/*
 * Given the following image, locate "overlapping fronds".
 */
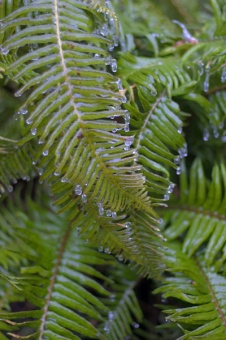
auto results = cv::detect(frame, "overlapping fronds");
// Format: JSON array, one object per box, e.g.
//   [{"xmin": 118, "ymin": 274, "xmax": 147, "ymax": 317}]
[
  {"xmin": 102, "ymin": 265, "xmax": 143, "ymax": 339},
  {"xmin": 155, "ymin": 243, "xmax": 226, "ymax": 339},
  {"xmin": 0, "ymin": 192, "xmax": 143, "ymax": 339},
  {"xmin": 0, "ymin": 138, "xmax": 37, "ymax": 194},
  {"xmin": 0, "ymin": 0, "xmax": 151, "ymax": 213},
  {"xmin": 162, "ymin": 159, "xmax": 226, "ymax": 268},
  {"xmin": 117, "ymin": 54, "xmax": 191, "ymax": 202},
  {"xmin": 0, "ymin": 0, "xmax": 165, "ymax": 273}
]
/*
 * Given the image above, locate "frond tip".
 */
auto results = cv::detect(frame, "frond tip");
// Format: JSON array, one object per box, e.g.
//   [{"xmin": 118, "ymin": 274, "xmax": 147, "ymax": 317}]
[{"xmin": 155, "ymin": 244, "xmax": 226, "ymax": 340}]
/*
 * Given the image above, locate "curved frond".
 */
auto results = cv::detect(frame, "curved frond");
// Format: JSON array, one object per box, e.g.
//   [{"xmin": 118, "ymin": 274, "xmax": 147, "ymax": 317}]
[
  {"xmin": 102, "ymin": 265, "xmax": 143, "ymax": 339},
  {"xmin": 0, "ymin": 139, "xmax": 37, "ymax": 193},
  {"xmin": 117, "ymin": 53, "xmax": 191, "ymax": 203},
  {"xmin": 162, "ymin": 159, "xmax": 226, "ymax": 268},
  {"xmin": 0, "ymin": 0, "xmax": 152, "ymax": 214},
  {"xmin": 155, "ymin": 243, "xmax": 226, "ymax": 339}
]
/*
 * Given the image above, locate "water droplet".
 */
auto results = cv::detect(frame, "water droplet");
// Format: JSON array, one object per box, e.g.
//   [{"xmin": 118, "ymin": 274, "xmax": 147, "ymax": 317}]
[
  {"xmin": 104, "ymin": 322, "xmax": 110, "ymax": 334},
  {"xmin": 176, "ymin": 167, "xmax": 181, "ymax": 175},
  {"xmin": 178, "ymin": 126, "xmax": 182, "ymax": 134},
  {"xmin": 133, "ymin": 323, "xmax": 140, "ymax": 329},
  {"xmin": 7, "ymin": 185, "xmax": 13, "ymax": 193},
  {"xmin": 222, "ymin": 131, "xmax": 226, "ymax": 142},
  {"xmin": 124, "ymin": 112, "xmax": 130, "ymax": 123},
  {"xmin": 108, "ymin": 44, "xmax": 114, "ymax": 51},
  {"xmin": 26, "ymin": 118, "xmax": 33, "ymax": 125},
  {"xmin": 18, "ymin": 108, "xmax": 28, "ymax": 115},
  {"xmin": 116, "ymin": 78, "xmax": 123, "ymax": 91},
  {"xmin": 121, "ymin": 95, "xmax": 127, "ymax": 103},
  {"xmin": 0, "ymin": 46, "xmax": 9, "ymax": 55},
  {"xmin": 124, "ymin": 123, "xmax": 130, "ymax": 132},
  {"xmin": 38, "ymin": 139, "xmax": 44, "ymax": 145},
  {"xmin": 106, "ymin": 209, "xmax": 112, "ymax": 217},
  {"xmin": 94, "ymin": 53, "xmax": 100, "ymax": 58},
  {"xmin": 108, "ymin": 311, "xmax": 114, "ymax": 321},
  {"xmin": 98, "ymin": 203, "xmax": 104, "ymax": 216},
  {"xmin": 124, "ymin": 136, "xmax": 134, "ymax": 150},
  {"xmin": 178, "ymin": 143, "xmax": 188, "ymax": 158},
  {"xmin": 43, "ymin": 150, "xmax": 49, "ymax": 156},
  {"xmin": 104, "ymin": 247, "xmax": 111, "ymax": 254},
  {"xmin": 203, "ymin": 128, "xmax": 209, "ymax": 141},
  {"xmin": 75, "ymin": 185, "xmax": 82, "ymax": 195},
  {"xmin": 117, "ymin": 254, "xmax": 123, "ymax": 261},
  {"xmin": 125, "ymin": 222, "xmax": 131, "ymax": 229},
  {"xmin": 38, "ymin": 168, "xmax": 43, "ymax": 176},
  {"xmin": 31, "ymin": 128, "xmax": 37, "ymax": 135},
  {"xmin": 32, "ymin": 161, "xmax": 37, "ymax": 165},
  {"xmin": 110, "ymin": 294, "xmax": 115, "ymax": 301},
  {"xmin": 98, "ymin": 246, "xmax": 103, "ymax": 252},
  {"xmin": 111, "ymin": 60, "xmax": 117, "ymax": 72},
  {"xmin": 54, "ymin": 171, "xmax": 60, "ymax": 176},
  {"xmin": 197, "ymin": 61, "xmax": 204, "ymax": 76},
  {"xmin": 167, "ymin": 182, "xmax": 175, "ymax": 194},
  {"xmin": 112, "ymin": 211, "xmax": 117, "ymax": 219},
  {"xmin": 213, "ymin": 126, "xmax": 219, "ymax": 139},
  {"xmin": 204, "ymin": 68, "xmax": 210, "ymax": 93},
  {"xmin": 61, "ymin": 177, "xmax": 68, "ymax": 183},
  {"xmin": 164, "ymin": 194, "xmax": 169, "ymax": 201},
  {"xmin": 100, "ymin": 23, "xmax": 108, "ymax": 36},
  {"xmin": 81, "ymin": 193, "xmax": 87, "ymax": 203},
  {"xmin": 221, "ymin": 67, "xmax": 226, "ymax": 82}
]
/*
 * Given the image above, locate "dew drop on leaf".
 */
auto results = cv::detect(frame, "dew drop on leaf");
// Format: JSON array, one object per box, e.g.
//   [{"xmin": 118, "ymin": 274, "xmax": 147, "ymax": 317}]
[
  {"xmin": 204, "ymin": 69, "xmax": 209, "ymax": 92},
  {"xmin": 108, "ymin": 311, "xmax": 114, "ymax": 321},
  {"xmin": 7, "ymin": 185, "xmax": 13, "ymax": 193},
  {"xmin": 111, "ymin": 60, "xmax": 117, "ymax": 72},
  {"xmin": 75, "ymin": 185, "xmax": 82, "ymax": 195},
  {"xmin": 176, "ymin": 167, "xmax": 181, "ymax": 175},
  {"xmin": 203, "ymin": 128, "xmax": 209, "ymax": 141},
  {"xmin": 221, "ymin": 67, "xmax": 226, "ymax": 82},
  {"xmin": 43, "ymin": 150, "xmax": 49, "ymax": 156},
  {"xmin": 31, "ymin": 128, "xmax": 37, "ymax": 135},
  {"xmin": 81, "ymin": 193, "xmax": 87, "ymax": 203},
  {"xmin": 112, "ymin": 211, "xmax": 117, "ymax": 219}
]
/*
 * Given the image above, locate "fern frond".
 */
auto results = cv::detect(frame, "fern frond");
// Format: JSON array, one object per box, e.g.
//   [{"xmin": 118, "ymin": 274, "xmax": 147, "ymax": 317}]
[
  {"xmin": 0, "ymin": 0, "xmax": 155, "ymax": 215},
  {"xmin": 0, "ymin": 192, "xmax": 144, "ymax": 339},
  {"xmin": 0, "ymin": 140, "xmax": 37, "ymax": 193},
  {"xmin": 161, "ymin": 159, "xmax": 226, "ymax": 268},
  {"xmin": 117, "ymin": 53, "xmax": 191, "ymax": 203},
  {"xmin": 101, "ymin": 265, "xmax": 142, "ymax": 339},
  {"xmin": 154, "ymin": 243, "xmax": 226, "ymax": 339}
]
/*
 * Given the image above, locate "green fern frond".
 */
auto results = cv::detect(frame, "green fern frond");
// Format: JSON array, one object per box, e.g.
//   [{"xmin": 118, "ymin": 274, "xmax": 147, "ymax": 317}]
[
  {"xmin": 117, "ymin": 53, "xmax": 191, "ymax": 203},
  {"xmin": 161, "ymin": 159, "xmax": 226, "ymax": 268},
  {"xmin": 0, "ymin": 0, "xmax": 155, "ymax": 216},
  {"xmin": 0, "ymin": 192, "xmax": 144, "ymax": 339},
  {"xmin": 154, "ymin": 243, "xmax": 226, "ymax": 339},
  {"xmin": 0, "ymin": 140, "xmax": 37, "ymax": 193},
  {"xmin": 102, "ymin": 265, "xmax": 142, "ymax": 339}
]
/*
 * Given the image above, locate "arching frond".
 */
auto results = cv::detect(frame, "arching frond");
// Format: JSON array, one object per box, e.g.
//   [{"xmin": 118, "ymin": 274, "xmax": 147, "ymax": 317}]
[
  {"xmin": 101, "ymin": 265, "xmax": 142, "ymax": 339},
  {"xmin": 154, "ymin": 243, "xmax": 226, "ymax": 339},
  {"xmin": 161, "ymin": 159, "xmax": 226, "ymax": 268},
  {"xmin": 117, "ymin": 53, "xmax": 191, "ymax": 203},
  {"xmin": 0, "ymin": 140, "xmax": 37, "ymax": 193},
  {"xmin": 0, "ymin": 194, "xmax": 143, "ymax": 339},
  {"xmin": 0, "ymin": 0, "xmax": 151, "ymax": 214}
]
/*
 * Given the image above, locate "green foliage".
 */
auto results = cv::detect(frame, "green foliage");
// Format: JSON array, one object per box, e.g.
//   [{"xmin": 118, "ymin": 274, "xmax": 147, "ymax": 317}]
[{"xmin": 0, "ymin": 0, "xmax": 226, "ymax": 339}]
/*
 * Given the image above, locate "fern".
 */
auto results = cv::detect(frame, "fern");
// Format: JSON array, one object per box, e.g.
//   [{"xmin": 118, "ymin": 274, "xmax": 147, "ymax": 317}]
[{"xmin": 0, "ymin": 0, "xmax": 226, "ymax": 339}]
